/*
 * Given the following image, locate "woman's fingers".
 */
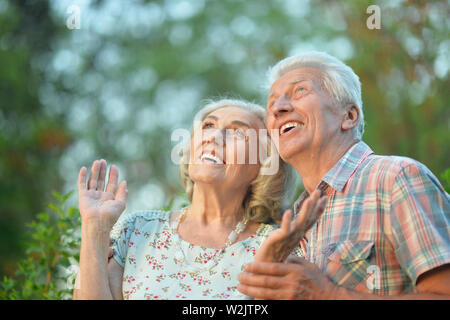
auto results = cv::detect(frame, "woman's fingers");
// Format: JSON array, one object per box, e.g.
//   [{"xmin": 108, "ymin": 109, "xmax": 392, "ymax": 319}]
[
  {"xmin": 97, "ymin": 159, "xmax": 108, "ymax": 191},
  {"xmin": 106, "ymin": 164, "xmax": 119, "ymax": 194},
  {"xmin": 78, "ymin": 166, "xmax": 87, "ymax": 191},
  {"xmin": 85, "ymin": 160, "xmax": 125, "ymax": 200},
  {"xmin": 88, "ymin": 160, "xmax": 100, "ymax": 190},
  {"xmin": 115, "ymin": 180, "xmax": 128, "ymax": 203},
  {"xmin": 108, "ymin": 247, "xmax": 114, "ymax": 260}
]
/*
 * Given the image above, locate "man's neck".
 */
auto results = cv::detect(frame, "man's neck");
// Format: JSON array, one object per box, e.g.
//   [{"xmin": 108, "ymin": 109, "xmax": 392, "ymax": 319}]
[{"xmin": 290, "ymin": 139, "xmax": 359, "ymax": 195}]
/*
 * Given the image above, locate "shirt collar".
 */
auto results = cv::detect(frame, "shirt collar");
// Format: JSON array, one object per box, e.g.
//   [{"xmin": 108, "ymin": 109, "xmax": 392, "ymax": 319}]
[
  {"xmin": 321, "ymin": 141, "xmax": 373, "ymax": 192},
  {"xmin": 292, "ymin": 141, "xmax": 373, "ymax": 214}
]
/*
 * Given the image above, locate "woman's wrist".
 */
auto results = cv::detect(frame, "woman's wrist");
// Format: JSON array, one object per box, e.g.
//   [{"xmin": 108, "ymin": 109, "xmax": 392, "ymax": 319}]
[
  {"xmin": 81, "ymin": 217, "xmax": 112, "ymax": 249},
  {"xmin": 81, "ymin": 213, "xmax": 114, "ymax": 233}
]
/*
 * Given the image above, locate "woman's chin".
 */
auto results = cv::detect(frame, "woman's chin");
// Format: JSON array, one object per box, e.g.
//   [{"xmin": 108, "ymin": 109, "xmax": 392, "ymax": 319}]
[{"xmin": 189, "ymin": 166, "xmax": 225, "ymax": 184}]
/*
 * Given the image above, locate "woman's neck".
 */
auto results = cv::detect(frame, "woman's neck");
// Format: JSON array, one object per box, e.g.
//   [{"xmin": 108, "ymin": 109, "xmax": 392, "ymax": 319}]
[{"xmin": 188, "ymin": 182, "xmax": 248, "ymax": 228}]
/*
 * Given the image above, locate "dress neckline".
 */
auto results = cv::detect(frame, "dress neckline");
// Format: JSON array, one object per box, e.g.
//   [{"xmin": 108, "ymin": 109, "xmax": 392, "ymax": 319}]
[{"xmin": 166, "ymin": 211, "xmax": 267, "ymax": 251}]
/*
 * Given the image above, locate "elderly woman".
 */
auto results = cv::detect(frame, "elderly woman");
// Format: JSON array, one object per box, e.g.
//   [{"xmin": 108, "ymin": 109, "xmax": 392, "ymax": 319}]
[{"xmin": 73, "ymin": 99, "xmax": 326, "ymax": 300}]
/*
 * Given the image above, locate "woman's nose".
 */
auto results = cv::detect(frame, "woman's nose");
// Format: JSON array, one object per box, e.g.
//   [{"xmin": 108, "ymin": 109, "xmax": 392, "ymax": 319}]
[
  {"xmin": 269, "ymin": 95, "xmax": 294, "ymax": 118},
  {"xmin": 203, "ymin": 128, "xmax": 226, "ymax": 145}
]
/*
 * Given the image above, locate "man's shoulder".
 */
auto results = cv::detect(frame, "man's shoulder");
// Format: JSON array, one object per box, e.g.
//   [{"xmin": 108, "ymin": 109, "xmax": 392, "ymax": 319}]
[
  {"xmin": 361, "ymin": 153, "xmax": 429, "ymax": 177},
  {"xmin": 351, "ymin": 152, "xmax": 441, "ymax": 193}
]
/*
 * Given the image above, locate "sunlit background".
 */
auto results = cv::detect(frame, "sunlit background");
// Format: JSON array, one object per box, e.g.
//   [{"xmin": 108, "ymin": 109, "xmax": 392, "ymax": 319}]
[{"xmin": 0, "ymin": 0, "xmax": 449, "ymax": 279}]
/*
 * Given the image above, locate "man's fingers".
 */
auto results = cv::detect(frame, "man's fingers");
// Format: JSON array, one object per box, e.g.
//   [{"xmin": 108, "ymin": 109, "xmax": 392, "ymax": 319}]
[
  {"xmin": 316, "ymin": 196, "xmax": 327, "ymax": 217},
  {"xmin": 238, "ymin": 272, "xmax": 285, "ymax": 289},
  {"xmin": 294, "ymin": 197, "xmax": 312, "ymax": 232},
  {"xmin": 106, "ymin": 164, "xmax": 119, "ymax": 194},
  {"xmin": 88, "ymin": 160, "xmax": 100, "ymax": 190},
  {"xmin": 237, "ymin": 283, "xmax": 286, "ymax": 300},
  {"xmin": 244, "ymin": 262, "xmax": 291, "ymax": 276},
  {"xmin": 286, "ymin": 255, "xmax": 307, "ymax": 264},
  {"xmin": 281, "ymin": 209, "xmax": 292, "ymax": 233},
  {"xmin": 97, "ymin": 159, "xmax": 107, "ymax": 191},
  {"xmin": 78, "ymin": 166, "xmax": 87, "ymax": 191},
  {"xmin": 311, "ymin": 189, "xmax": 321, "ymax": 201},
  {"xmin": 306, "ymin": 195, "xmax": 327, "ymax": 228}
]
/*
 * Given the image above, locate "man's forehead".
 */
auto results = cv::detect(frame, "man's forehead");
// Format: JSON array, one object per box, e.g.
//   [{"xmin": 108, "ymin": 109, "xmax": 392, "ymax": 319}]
[{"xmin": 269, "ymin": 67, "xmax": 323, "ymax": 94}]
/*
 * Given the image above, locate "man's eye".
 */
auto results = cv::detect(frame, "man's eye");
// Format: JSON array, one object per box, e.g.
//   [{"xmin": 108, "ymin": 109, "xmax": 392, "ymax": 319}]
[{"xmin": 293, "ymin": 86, "xmax": 307, "ymax": 98}]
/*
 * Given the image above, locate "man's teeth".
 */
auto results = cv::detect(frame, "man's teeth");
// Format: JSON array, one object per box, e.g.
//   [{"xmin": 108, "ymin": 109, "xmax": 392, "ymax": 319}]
[
  {"xmin": 201, "ymin": 153, "xmax": 223, "ymax": 164},
  {"xmin": 280, "ymin": 122, "xmax": 302, "ymax": 134}
]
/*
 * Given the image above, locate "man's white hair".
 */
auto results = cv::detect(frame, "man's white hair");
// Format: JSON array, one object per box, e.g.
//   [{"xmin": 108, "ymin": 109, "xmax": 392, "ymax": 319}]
[{"xmin": 268, "ymin": 51, "xmax": 365, "ymax": 140}]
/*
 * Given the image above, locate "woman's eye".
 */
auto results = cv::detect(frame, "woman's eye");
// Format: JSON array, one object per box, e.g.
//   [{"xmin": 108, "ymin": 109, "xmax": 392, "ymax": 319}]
[
  {"xmin": 202, "ymin": 122, "xmax": 214, "ymax": 129},
  {"xmin": 233, "ymin": 129, "xmax": 246, "ymax": 139}
]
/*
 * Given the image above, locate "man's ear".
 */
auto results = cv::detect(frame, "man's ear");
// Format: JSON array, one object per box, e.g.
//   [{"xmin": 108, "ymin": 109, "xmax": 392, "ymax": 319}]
[{"xmin": 342, "ymin": 104, "xmax": 360, "ymax": 131}]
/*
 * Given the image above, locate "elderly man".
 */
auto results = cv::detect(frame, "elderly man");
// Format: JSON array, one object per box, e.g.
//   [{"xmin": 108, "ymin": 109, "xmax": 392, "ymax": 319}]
[{"xmin": 237, "ymin": 51, "xmax": 450, "ymax": 299}]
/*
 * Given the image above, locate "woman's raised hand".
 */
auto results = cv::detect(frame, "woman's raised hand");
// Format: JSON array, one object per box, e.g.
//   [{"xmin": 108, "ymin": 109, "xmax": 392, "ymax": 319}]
[
  {"xmin": 78, "ymin": 159, "xmax": 128, "ymax": 229},
  {"xmin": 254, "ymin": 189, "xmax": 327, "ymax": 263}
]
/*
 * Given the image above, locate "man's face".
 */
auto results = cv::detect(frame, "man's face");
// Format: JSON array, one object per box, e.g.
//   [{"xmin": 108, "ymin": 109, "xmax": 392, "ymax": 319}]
[{"xmin": 266, "ymin": 67, "xmax": 344, "ymax": 162}]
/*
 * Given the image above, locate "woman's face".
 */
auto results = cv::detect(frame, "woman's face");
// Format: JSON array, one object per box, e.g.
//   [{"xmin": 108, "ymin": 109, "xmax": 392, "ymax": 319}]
[{"xmin": 188, "ymin": 106, "xmax": 266, "ymax": 190}]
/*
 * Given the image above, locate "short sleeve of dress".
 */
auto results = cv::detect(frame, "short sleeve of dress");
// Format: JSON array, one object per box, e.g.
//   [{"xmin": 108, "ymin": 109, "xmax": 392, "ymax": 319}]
[{"xmin": 110, "ymin": 210, "xmax": 169, "ymax": 268}]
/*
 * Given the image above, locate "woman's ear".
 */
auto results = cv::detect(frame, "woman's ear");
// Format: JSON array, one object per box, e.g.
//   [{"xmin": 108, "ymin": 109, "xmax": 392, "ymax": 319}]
[{"xmin": 342, "ymin": 104, "xmax": 360, "ymax": 131}]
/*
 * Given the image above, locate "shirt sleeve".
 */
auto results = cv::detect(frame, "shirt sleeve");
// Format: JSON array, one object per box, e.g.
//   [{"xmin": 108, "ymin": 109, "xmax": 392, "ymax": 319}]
[
  {"xmin": 110, "ymin": 213, "xmax": 137, "ymax": 268},
  {"xmin": 390, "ymin": 161, "xmax": 450, "ymax": 284}
]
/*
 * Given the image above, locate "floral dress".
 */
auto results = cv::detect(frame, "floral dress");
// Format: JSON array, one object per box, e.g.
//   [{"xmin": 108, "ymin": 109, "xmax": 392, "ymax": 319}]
[{"xmin": 110, "ymin": 210, "xmax": 300, "ymax": 300}]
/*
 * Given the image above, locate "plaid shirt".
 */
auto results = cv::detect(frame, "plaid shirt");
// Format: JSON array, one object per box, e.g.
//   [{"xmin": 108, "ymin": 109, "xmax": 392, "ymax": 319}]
[{"xmin": 293, "ymin": 141, "xmax": 450, "ymax": 296}]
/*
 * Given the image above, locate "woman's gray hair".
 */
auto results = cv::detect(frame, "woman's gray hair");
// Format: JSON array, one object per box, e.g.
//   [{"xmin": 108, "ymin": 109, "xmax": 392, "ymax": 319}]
[
  {"xmin": 179, "ymin": 98, "xmax": 289, "ymax": 224},
  {"xmin": 193, "ymin": 99, "xmax": 267, "ymax": 124},
  {"xmin": 268, "ymin": 51, "xmax": 365, "ymax": 140}
]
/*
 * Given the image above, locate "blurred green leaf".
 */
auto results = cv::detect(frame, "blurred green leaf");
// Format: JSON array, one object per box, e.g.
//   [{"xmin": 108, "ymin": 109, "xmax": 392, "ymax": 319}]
[{"xmin": 440, "ymin": 169, "xmax": 450, "ymax": 193}]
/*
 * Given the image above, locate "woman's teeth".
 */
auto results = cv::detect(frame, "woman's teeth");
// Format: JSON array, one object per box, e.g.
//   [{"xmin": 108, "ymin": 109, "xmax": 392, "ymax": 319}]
[{"xmin": 201, "ymin": 153, "xmax": 223, "ymax": 164}]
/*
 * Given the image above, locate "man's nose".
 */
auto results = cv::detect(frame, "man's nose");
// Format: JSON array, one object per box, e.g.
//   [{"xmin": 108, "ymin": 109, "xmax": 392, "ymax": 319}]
[{"xmin": 269, "ymin": 95, "xmax": 294, "ymax": 118}]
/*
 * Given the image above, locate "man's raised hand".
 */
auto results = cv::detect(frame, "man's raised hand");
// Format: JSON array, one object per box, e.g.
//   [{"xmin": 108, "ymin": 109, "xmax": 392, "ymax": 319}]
[{"xmin": 254, "ymin": 189, "xmax": 327, "ymax": 263}]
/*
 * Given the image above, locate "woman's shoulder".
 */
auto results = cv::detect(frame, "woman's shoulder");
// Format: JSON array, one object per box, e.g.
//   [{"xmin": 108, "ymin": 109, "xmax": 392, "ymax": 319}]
[
  {"xmin": 110, "ymin": 209, "xmax": 172, "ymax": 240},
  {"xmin": 122, "ymin": 209, "xmax": 171, "ymax": 224}
]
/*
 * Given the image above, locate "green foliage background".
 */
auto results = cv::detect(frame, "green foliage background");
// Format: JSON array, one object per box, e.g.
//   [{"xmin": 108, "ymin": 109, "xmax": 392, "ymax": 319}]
[
  {"xmin": 0, "ymin": 0, "xmax": 448, "ymax": 298},
  {"xmin": 0, "ymin": 191, "xmax": 80, "ymax": 299}
]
